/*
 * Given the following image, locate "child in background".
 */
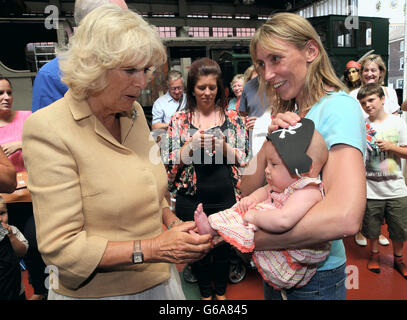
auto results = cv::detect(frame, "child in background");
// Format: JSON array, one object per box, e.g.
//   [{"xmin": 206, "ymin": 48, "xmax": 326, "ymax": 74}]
[
  {"xmin": 195, "ymin": 119, "xmax": 331, "ymax": 293},
  {"xmin": 0, "ymin": 196, "xmax": 29, "ymax": 299},
  {"xmin": 357, "ymin": 83, "xmax": 407, "ymax": 279}
]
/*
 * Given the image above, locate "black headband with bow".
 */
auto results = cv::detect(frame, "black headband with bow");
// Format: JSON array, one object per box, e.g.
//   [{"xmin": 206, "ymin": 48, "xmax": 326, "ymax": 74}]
[{"xmin": 266, "ymin": 118, "xmax": 315, "ymax": 176}]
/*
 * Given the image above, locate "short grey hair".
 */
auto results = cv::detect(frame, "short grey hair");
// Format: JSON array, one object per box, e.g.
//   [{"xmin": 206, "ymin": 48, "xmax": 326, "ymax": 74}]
[
  {"xmin": 167, "ymin": 70, "xmax": 183, "ymax": 83},
  {"xmin": 74, "ymin": 0, "xmax": 111, "ymax": 25}
]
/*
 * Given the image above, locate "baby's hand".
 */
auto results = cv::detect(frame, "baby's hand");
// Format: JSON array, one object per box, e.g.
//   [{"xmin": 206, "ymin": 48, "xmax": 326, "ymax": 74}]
[
  {"xmin": 237, "ymin": 196, "xmax": 257, "ymax": 214},
  {"xmin": 243, "ymin": 210, "xmax": 256, "ymax": 226}
]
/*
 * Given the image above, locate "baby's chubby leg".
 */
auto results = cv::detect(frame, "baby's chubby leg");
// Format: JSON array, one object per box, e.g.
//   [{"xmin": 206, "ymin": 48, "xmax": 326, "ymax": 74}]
[{"xmin": 194, "ymin": 203, "xmax": 218, "ymax": 237}]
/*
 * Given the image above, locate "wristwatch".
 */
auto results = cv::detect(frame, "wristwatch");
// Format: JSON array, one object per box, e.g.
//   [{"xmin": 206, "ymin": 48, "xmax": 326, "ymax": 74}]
[{"xmin": 132, "ymin": 240, "xmax": 144, "ymax": 264}]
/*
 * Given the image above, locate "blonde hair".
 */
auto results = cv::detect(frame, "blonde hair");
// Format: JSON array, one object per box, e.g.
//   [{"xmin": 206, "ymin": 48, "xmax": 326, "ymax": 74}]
[
  {"xmin": 243, "ymin": 65, "xmax": 256, "ymax": 84},
  {"xmin": 230, "ymin": 74, "xmax": 244, "ymax": 89},
  {"xmin": 59, "ymin": 4, "xmax": 167, "ymax": 100},
  {"xmin": 250, "ymin": 13, "xmax": 346, "ymax": 115},
  {"xmin": 360, "ymin": 54, "xmax": 386, "ymax": 85}
]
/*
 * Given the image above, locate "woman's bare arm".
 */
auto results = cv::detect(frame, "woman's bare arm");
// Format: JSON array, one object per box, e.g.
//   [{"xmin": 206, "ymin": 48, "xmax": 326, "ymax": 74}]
[
  {"xmin": 0, "ymin": 148, "xmax": 16, "ymax": 193},
  {"xmin": 240, "ymin": 142, "xmax": 267, "ymax": 197}
]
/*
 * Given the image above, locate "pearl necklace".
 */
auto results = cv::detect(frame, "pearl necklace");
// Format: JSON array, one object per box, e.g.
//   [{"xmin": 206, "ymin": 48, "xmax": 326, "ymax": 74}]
[{"xmin": 193, "ymin": 108, "xmax": 224, "ymax": 157}]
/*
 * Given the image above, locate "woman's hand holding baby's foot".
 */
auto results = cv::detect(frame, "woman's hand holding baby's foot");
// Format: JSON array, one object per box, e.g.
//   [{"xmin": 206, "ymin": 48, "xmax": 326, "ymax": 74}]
[{"xmin": 194, "ymin": 203, "xmax": 218, "ymax": 236}]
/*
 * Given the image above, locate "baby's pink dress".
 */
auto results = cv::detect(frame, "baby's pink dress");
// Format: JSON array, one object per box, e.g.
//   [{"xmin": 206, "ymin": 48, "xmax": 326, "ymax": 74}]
[
  {"xmin": 208, "ymin": 177, "xmax": 331, "ymax": 290},
  {"xmin": 0, "ymin": 110, "xmax": 32, "ymax": 172}
]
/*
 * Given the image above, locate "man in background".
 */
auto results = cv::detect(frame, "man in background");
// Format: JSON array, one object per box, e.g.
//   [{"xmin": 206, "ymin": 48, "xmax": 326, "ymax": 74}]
[
  {"xmin": 151, "ymin": 70, "xmax": 186, "ymax": 131},
  {"xmin": 31, "ymin": 0, "xmax": 128, "ymax": 112}
]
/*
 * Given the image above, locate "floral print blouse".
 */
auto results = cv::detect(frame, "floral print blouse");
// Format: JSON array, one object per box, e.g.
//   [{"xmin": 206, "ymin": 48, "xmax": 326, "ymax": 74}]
[{"xmin": 161, "ymin": 109, "xmax": 251, "ymax": 202}]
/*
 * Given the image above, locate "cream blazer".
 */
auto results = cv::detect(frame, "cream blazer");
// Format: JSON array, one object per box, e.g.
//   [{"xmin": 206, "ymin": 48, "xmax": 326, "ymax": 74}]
[{"xmin": 22, "ymin": 91, "xmax": 170, "ymax": 298}]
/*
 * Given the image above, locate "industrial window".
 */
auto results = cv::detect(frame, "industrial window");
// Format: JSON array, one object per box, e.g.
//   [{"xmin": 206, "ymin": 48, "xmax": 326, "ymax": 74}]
[
  {"xmin": 236, "ymin": 14, "xmax": 250, "ymax": 19},
  {"xmin": 152, "ymin": 13, "xmax": 175, "ymax": 17},
  {"xmin": 236, "ymin": 28, "xmax": 255, "ymax": 37},
  {"xmin": 213, "ymin": 27, "xmax": 233, "ymax": 37},
  {"xmin": 187, "ymin": 14, "xmax": 208, "ymax": 18},
  {"xmin": 212, "ymin": 14, "xmax": 232, "ymax": 19},
  {"xmin": 359, "ymin": 21, "xmax": 372, "ymax": 48},
  {"xmin": 157, "ymin": 26, "xmax": 177, "ymax": 38},
  {"xmin": 333, "ymin": 20, "xmax": 355, "ymax": 48},
  {"xmin": 188, "ymin": 27, "xmax": 210, "ymax": 37}
]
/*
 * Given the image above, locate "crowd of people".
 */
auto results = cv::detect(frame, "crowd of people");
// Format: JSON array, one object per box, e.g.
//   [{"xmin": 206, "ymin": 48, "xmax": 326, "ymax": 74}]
[
  {"xmin": 0, "ymin": 0, "xmax": 406, "ymax": 301},
  {"xmin": 0, "ymin": 76, "xmax": 47, "ymax": 300}
]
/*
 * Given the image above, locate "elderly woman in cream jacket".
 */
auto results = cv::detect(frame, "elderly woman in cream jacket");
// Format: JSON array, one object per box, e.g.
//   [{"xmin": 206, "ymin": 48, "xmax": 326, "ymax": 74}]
[{"xmin": 22, "ymin": 5, "xmax": 211, "ymax": 300}]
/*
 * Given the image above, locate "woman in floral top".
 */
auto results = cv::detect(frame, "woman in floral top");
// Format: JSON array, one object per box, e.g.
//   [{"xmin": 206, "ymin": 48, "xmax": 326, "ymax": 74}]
[{"xmin": 161, "ymin": 58, "xmax": 250, "ymax": 300}]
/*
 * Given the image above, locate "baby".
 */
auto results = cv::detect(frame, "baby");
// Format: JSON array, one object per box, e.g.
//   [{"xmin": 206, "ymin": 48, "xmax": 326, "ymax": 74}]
[
  {"xmin": 0, "ymin": 196, "xmax": 29, "ymax": 299},
  {"xmin": 195, "ymin": 118, "xmax": 331, "ymax": 290}
]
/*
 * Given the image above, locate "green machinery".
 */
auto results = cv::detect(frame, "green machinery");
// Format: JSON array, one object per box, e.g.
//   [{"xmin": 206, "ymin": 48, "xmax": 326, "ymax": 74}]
[
  {"xmin": 308, "ymin": 15, "xmax": 389, "ymax": 82},
  {"xmin": 218, "ymin": 15, "xmax": 390, "ymax": 87},
  {"xmin": 217, "ymin": 50, "xmax": 252, "ymax": 92}
]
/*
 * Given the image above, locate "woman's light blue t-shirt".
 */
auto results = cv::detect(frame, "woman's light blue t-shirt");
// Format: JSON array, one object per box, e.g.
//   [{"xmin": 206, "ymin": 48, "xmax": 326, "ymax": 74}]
[{"xmin": 305, "ymin": 91, "xmax": 366, "ymax": 271}]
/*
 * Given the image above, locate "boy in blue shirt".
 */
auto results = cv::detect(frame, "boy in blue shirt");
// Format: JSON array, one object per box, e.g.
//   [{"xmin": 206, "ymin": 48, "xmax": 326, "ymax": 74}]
[{"xmin": 357, "ymin": 83, "xmax": 407, "ymax": 279}]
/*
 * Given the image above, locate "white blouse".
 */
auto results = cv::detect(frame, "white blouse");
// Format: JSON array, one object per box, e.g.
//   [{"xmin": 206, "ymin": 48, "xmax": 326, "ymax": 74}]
[{"xmin": 350, "ymin": 86, "xmax": 400, "ymax": 118}]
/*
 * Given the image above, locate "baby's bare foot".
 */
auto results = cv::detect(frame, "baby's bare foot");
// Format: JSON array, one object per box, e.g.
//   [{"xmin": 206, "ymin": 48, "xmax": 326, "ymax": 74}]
[{"xmin": 194, "ymin": 203, "xmax": 218, "ymax": 236}]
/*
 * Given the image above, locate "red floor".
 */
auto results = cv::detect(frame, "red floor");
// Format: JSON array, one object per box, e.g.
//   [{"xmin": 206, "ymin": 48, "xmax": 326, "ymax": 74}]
[
  {"xmin": 343, "ymin": 227, "xmax": 407, "ymax": 300},
  {"xmin": 226, "ymin": 230, "xmax": 407, "ymax": 300},
  {"xmin": 22, "ymin": 225, "xmax": 406, "ymax": 300}
]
